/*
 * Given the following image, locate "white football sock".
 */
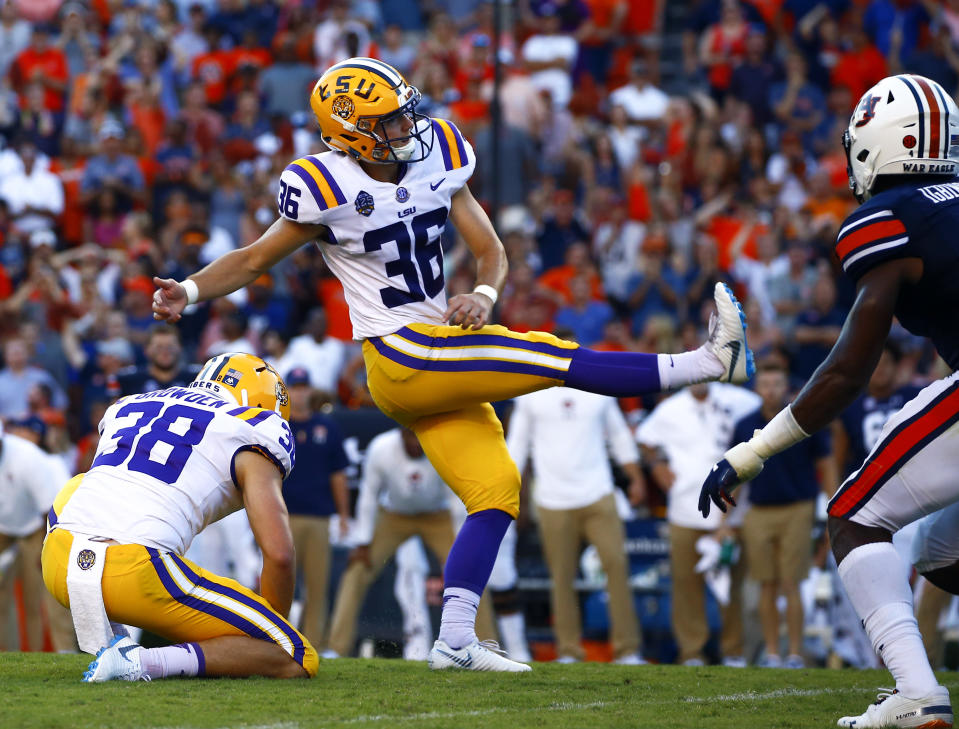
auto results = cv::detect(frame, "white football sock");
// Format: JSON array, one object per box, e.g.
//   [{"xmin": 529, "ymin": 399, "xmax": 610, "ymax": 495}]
[
  {"xmin": 657, "ymin": 347, "xmax": 722, "ymax": 390},
  {"xmin": 437, "ymin": 587, "xmax": 480, "ymax": 650},
  {"xmin": 497, "ymin": 612, "xmax": 532, "ymax": 662},
  {"xmin": 838, "ymin": 542, "xmax": 939, "ymax": 698},
  {"xmin": 140, "ymin": 643, "xmax": 202, "ymax": 679}
]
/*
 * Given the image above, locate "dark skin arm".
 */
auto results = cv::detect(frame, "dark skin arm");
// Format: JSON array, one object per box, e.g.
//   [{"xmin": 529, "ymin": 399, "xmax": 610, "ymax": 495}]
[
  {"xmin": 700, "ymin": 256, "xmax": 921, "ymax": 528},
  {"xmin": 790, "ymin": 257, "xmax": 921, "ymax": 433},
  {"xmin": 782, "ymin": 257, "xmax": 921, "ymax": 563}
]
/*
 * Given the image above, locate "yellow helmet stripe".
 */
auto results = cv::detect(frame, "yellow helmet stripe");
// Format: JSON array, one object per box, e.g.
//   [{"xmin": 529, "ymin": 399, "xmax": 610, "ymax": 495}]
[{"xmin": 290, "ymin": 157, "xmax": 345, "ymax": 210}]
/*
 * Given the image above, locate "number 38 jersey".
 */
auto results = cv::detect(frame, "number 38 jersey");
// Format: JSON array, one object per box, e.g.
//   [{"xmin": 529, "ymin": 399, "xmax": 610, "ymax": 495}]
[
  {"xmin": 277, "ymin": 118, "xmax": 476, "ymax": 340},
  {"xmin": 55, "ymin": 387, "xmax": 295, "ymax": 555}
]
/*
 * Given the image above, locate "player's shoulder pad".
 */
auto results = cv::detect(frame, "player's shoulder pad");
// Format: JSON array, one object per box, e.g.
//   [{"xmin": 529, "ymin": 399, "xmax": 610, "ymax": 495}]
[
  {"xmin": 279, "ymin": 153, "xmax": 349, "ymax": 224},
  {"xmin": 227, "ymin": 406, "xmax": 295, "ymax": 478},
  {"xmin": 429, "ymin": 118, "xmax": 475, "ymax": 174}
]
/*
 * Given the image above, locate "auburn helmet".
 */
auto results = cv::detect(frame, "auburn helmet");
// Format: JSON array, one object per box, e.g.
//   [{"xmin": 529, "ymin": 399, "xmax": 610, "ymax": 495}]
[
  {"xmin": 843, "ymin": 74, "xmax": 959, "ymax": 202},
  {"xmin": 189, "ymin": 352, "xmax": 291, "ymax": 421},
  {"xmin": 310, "ymin": 57, "xmax": 433, "ymax": 164}
]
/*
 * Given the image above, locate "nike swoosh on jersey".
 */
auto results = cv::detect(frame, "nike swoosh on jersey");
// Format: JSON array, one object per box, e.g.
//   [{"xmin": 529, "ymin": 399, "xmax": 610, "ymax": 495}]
[
  {"xmin": 436, "ymin": 648, "xmax": 473, "ymax": 668},
  {"xmin": 724, "ymin": 340, "xmax": 741, "ymax": 380},
  {"xmin": 430, "ymin": 178, "xmax": 445, "ymax": 191}
]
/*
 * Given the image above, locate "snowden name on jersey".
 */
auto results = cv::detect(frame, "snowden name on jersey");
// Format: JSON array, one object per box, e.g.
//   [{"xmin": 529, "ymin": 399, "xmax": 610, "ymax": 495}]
[{"xmin": 130, "ymin": 385, "xmax": 231, "ymax": 407}]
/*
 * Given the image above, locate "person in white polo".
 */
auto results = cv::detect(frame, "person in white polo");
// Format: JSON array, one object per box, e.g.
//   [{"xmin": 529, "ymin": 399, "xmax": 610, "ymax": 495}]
[{"xmin": 507, "ymin": 379, "xmax": 645, "ymax": 664}]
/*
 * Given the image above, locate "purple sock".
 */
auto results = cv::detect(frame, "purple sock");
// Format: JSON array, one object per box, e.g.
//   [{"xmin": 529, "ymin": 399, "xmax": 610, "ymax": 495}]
[
  {"xmin": 564, "ymin": 348, "xmax": 661, "ymax": 397},
  {"xmin": 444, "ymin": 509, "xmax": 513, "ymax": 594}
]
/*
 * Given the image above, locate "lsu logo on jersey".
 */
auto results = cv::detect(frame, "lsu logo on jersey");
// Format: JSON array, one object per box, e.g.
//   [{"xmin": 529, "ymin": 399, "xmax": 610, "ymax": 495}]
[{"xmin": 355, "ymin": 190, "xmax": 375, "ymax": 217}]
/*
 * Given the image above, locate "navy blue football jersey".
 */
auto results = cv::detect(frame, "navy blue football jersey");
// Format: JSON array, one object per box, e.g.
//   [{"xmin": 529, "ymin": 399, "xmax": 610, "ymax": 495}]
[
  {"xmin": 836, "ymin": 180, "xmax": 959, "ymax": 368},
  {"xmin": 838, "ymin": 384, "xmax": 923, "ymax": 473}
]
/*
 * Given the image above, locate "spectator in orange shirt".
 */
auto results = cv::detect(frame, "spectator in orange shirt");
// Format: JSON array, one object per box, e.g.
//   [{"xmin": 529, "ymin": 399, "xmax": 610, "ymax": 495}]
[
  {"xmin": 699, "ymin": 0, "xmax": 749, "ymax": 99},
  {"xmin": 538, "ymin": 242, "xmax": 605, "ymax": 304},
  {"xmin": 578, "ymin": 0, "xmax": 627, "ymax": 84},
  {"xmin": 500, "ymin": 262, "xmax": 558, "ymax": 334},
  {"xmin": 191, "ymin": 25, "xmax": 234, "ymax": 108},
  {"xmin": 12, "ymin": 24, "xmax": 68, "ymax": 113},
  {"xmin": 831, "ymin": 23, "xmax": 887, "ymax": 101}
]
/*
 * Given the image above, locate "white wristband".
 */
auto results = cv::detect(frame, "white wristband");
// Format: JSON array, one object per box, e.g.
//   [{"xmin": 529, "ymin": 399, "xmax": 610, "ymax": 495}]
[
  {"xmin": 748, "ymin": 405, "xmax": 810, "ymax": 460},
  {"xmin": 473, "ymin": 284, "xmax": 498, "ymax": 305},
  {"xmin": 180, "ymin": 279, "xmax": 199, "ymax": 306}
]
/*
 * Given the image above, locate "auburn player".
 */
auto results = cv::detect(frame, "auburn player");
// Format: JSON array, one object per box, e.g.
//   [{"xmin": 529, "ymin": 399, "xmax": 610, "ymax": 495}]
[
  {"xmin": 152, "ymin": 57, "xmax": 753, "ymax": 672},
  {"xmin": 42, "ymin": 353, "xmax": 318, "ymax": 681},
  {"xmin": 700, "ymin": 74, "xmax": 959, "ymax": 728}
]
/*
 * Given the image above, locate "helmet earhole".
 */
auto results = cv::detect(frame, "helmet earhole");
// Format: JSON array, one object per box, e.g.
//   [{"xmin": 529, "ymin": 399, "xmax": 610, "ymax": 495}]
[{"xmin": 857, "ymin": 149, "xmax": 870, "ymax": 162}]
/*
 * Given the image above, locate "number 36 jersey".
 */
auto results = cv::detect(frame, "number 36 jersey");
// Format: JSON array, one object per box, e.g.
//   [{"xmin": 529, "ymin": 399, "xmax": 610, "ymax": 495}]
[
  {"xmin": 55, "ymin": 387, "xmax": 295, "ymax": 555},
  {"xmin": 277, "ymin": 118, "xmax": 476, "ymax": 340}
]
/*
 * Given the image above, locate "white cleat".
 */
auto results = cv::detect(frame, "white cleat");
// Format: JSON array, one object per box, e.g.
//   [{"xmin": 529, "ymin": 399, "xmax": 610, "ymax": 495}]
[
  {"xmin": 612, "ymin": 653, "xmax": 648, "ymax": 666},
  {"xmin": 428, "ymin": 639, "xmax": 532, "ymax": 672},
  {"xmin": 707, "ymin": 282, "xmax": 755, "ymax": 385},
  {"xmin": 837, "ymin": 687, "xmax": 952, "ymax": 728},
  {"xmin": 82, "ymin": 635, "xmax": 150, "ymax": 683}
]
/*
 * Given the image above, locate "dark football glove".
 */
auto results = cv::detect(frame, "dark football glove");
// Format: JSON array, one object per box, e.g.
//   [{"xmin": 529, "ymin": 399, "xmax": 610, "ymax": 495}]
[{"xmin": 698, "ymin": 440, "xmax": 767, "ymax": 518}]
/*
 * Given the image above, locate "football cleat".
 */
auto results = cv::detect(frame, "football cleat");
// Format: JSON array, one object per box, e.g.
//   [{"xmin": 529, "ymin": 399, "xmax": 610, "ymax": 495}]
[
  {"xmin": 612, "ymin": 653, "xmax": 648, "ymax": 666},
  {"xmin": 82, "ymin": 635, "xmax": 150, "ymax": 683},
  {"xmin": 837, "ymin": 687, "xmax": 952, "ymax": 728},
  {"xmin": 706, "ymin": 282, "xmax": 755, "ymax": 385},
  {"xmin": 428, "ymin": 639, "xmax": 531, "ymax": 672}
]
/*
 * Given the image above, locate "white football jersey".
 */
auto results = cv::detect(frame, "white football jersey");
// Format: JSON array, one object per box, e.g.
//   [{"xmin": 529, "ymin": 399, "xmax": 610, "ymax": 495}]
[
  {"xmin": 55, "ymin": 387, "xmax": 295, "ymax": 555},
  {"xmin": 277, "ymin": 118, "xmax": 476, "ymax": 340}
]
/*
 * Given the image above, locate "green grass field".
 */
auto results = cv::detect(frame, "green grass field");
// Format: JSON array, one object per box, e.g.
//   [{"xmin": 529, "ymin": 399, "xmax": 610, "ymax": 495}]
[{"xmin": 1, "ymin": 653, "xmax": 954, "ymax": 729}]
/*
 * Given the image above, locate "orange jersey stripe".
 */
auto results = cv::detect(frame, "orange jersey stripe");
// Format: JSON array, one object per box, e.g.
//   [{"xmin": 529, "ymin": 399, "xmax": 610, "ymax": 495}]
[
  {"xmin": 830, "ymin": 386, "xmax": 959, "ymax": 516},
  {"xmin": 836, "ymin": 219, "xmax": 907, "ymax": 260}
]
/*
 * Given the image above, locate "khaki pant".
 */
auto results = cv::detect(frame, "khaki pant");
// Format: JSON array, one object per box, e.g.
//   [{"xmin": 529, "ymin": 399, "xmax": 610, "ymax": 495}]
[
  {"xmin": 1, "ymin": 527, "xmax": 75, "ymax": 651},
  {"xmin": 327, "ymin": 509, "xmax": 495, "ymax": 656},
  {"xmin": 537, "ymin": 493, "xmax": 640, "ymax": 660},
  {"xmin": 669, "ymin": 523, "xmax": 745, "ymax": 663},
  {"xmin": 741, "ymin": 501, "xmax": 815, "ymax": 584},
  {"xmin": 289, "ymin": 515, "xmax": 332, "ymax": 650}
]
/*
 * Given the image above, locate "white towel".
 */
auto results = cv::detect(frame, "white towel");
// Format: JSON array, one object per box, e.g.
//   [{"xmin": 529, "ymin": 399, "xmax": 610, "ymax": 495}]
[{"xmin": 66, "ymin": 535, "xmax": 114, "ymax": 655}]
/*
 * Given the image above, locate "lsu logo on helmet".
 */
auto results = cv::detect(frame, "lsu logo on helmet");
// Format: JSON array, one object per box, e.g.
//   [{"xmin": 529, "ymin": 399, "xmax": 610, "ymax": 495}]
[
  {"xmin": 310, "ymin": 57, "xmax": 434, "ymax": 164},
  {"xmin": 190, "ymin": 352, "xmax": 291, "ymax": 420},
  {"xmin": 844, "ymin": 74, "xmax": 959, "ymax": 202}
]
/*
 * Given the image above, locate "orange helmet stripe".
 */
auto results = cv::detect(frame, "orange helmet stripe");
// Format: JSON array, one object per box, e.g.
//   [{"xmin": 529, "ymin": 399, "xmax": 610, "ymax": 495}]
[{"xmin": 290, "ymin": 157, "xmax": 346, "ymax": 210}]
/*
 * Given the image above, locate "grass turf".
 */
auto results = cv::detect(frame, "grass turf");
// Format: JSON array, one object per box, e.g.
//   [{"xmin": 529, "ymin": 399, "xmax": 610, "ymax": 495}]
[{"xmin": 1, "ymin": 653, "xmax": 954, "ymax": 729}]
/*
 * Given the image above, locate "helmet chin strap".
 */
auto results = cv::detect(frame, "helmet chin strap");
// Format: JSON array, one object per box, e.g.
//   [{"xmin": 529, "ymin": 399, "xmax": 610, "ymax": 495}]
[{"xmin": 392, "ymin": 138, "xmax": 417, "ymax": 161}]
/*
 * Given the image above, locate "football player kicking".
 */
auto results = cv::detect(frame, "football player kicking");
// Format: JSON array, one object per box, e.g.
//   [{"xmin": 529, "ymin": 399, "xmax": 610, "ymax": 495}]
[
  {"xmin": 152, "ymin": 57, "xmax": 753, "ymax": 672},
  {"xmin": 42, "ymin": 354, "xmax": 318, "ymax": 681},
  {"xmin": 700, "ymin": 74, "xmax": 959, "ymax": 729}
]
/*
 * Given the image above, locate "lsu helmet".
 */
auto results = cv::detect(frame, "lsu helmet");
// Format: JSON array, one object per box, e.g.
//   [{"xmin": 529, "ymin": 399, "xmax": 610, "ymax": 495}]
[
  {"xmin": 310, "ymin": 57, "xmax": 433, "ymax": 164},
  {"xmin": 189, "ymin": 352, "xmax": 290, "ymax": 421},
  {"xmin": 844, "ymin": 74, "xmax": 959, "ymax": 202}
]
